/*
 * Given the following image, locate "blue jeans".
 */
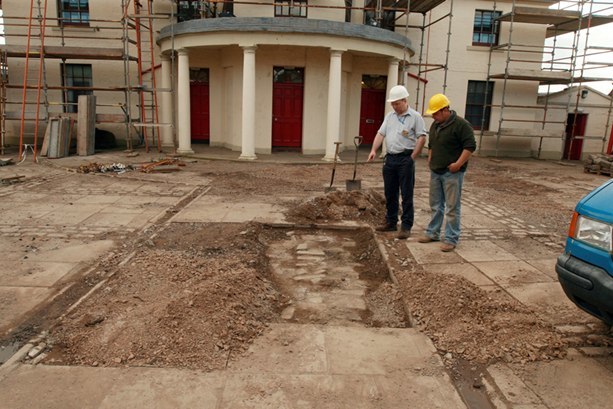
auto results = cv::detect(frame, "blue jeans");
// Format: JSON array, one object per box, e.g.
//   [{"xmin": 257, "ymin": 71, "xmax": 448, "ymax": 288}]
[
  {"xmin": 382, "ymin": 155, "xmax": 415, "ymax": 230},
  {"xmin": 425, "ymin": 170, "xmax": 464, "ymax": 245}
]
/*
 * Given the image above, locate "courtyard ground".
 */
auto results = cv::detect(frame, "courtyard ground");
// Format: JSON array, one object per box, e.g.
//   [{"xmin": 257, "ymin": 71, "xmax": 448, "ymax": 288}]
[{"xmin": 0, "ymin": 145, "xmax": 611, "ymax": 408}]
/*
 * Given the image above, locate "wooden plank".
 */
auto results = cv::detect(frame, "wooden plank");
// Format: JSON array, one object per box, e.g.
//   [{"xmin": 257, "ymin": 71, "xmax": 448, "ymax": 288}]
[
  {"xmin": 498, "ymin": 7, "xmax": 580, "ymax": 25},
  {"xmin": 499, "ymin": 128, "xmax": 564, "ymax": 138},
  {"xmin": 547, "ymin": 14, "xmax": 613, "ymax": 37},
  {"xmin": 0, "ymin": 44, "xmax": 135, "ymax": 61},
  {"xmin": 490, "ymin": 68, "xmax": 572, "ymax": 84}
]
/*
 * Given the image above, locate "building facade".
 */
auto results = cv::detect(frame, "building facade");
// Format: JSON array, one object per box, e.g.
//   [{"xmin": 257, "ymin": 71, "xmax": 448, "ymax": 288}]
[{"xmin": 1, "ymin": 0, "xmax": 611, "ymax": 160}]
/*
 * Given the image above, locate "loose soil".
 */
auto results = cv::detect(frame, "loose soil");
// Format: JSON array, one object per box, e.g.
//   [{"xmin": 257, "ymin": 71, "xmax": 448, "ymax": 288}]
[{"xmin": 30, "ymin": 156, "xmax": 611, "ymax": 372}]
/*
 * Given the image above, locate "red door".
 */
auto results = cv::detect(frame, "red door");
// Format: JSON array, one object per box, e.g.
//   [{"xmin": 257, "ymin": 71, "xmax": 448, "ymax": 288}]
[
  {"xmin": 563, "ymin": 113, "xmax": 587, "ymax": 160},
  {"xmin": 607, "ymin": 125, "xmax": 613, "ymax": 155},
  {"xmin": 190, "ymin": 81, "xmax": 210, "ymax": 141},
  {"xmin": 272, "ymin": 67, "xmax": 304, "ymax": 148},
  {"xmin": 359, "ymin": 88, "xmax": 386, "ymax": 144}
]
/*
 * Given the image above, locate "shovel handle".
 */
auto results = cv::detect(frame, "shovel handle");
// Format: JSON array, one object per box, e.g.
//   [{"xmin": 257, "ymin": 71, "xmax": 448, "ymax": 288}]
[{"xmin": 329, "ymin": 142, "xmax": 342, "ymax": 187}]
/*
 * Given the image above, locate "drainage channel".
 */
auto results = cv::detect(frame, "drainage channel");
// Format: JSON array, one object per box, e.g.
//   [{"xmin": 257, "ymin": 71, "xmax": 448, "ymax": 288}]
[{"xmin": 263, "ymin": 226, "xmax": 409, "ymax": 328}]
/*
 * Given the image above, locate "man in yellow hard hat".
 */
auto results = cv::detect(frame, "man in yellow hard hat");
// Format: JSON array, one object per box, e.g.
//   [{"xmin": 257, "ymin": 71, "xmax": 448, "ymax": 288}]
[
  {"xmin": 418, "ymin": 93, "xmax": 476, "ymax": 252},
  {"xmin": 367, "ymin": 85, "xmax": 427, "ymax": 239}
]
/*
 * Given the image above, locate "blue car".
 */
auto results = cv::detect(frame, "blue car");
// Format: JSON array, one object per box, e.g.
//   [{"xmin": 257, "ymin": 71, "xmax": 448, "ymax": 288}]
[{"xmin": 556, "ymin": 179, "xmax": 613, "ymax": 326}]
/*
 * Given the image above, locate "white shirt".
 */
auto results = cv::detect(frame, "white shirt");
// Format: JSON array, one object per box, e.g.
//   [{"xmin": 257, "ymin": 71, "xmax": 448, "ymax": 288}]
[{"xmin": 377, "ymin": 107, "xmax": 427, "ymax": 154}]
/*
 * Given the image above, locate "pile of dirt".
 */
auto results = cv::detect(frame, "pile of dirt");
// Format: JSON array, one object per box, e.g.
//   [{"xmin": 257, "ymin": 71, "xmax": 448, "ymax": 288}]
[
  {"xmin": 286, "ymin": 189, "xmax": 386, "ymax": 225},
  {"xmin": 46, "ymin": 223, "xmax": 286, "ymax": 370},
  {"xmin": 395, "ymin": 266, "xmax": 567, "ymax": 365}
]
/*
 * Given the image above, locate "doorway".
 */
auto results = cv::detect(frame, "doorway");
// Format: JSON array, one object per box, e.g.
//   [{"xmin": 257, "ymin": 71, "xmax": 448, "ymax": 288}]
[
  {"xmin": 359, "ymin": 75, "xmax": 387, "ymax": 145},
  {"xmin": 272, "ymin": 67, "xmax": 304, "ymax": 149},
  {"xmin": 563, "ymin": 113, "xmax": 587, "ymax": 160},
  {"xmin": 190, "ymin": 68, "xmax": 210, "ymax": 142}
]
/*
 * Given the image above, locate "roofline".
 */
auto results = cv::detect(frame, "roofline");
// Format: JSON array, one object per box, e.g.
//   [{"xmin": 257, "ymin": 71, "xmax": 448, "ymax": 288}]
[{"xmin": 158, "ymin": 17, "xmax": 414, "ymax": 56}]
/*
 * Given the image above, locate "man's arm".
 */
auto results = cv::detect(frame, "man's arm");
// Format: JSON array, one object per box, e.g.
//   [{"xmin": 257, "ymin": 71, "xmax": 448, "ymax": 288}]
[
  {"xmin": 412, "ymin": 136, "xmax": 426, "ymax": 160},
  {"xmin": 448, "ymin": 149, "xmax": 472, "ymax": 173},
  {"xmin": 367, "ymin": 132, "xmax": 385, "ymax": 161}
]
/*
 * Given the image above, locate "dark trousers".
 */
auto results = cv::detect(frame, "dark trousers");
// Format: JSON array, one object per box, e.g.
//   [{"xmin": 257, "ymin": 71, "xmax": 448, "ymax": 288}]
[{"xmin": 382, "ymin": 154, "xmax": 415, "ymax": 230}]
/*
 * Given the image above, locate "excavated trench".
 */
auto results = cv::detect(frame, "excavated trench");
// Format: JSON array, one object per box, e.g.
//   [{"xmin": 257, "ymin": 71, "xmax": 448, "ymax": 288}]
[{"xmin": 264, "ymin": 226, "xmax": 409, "ymax": 328}]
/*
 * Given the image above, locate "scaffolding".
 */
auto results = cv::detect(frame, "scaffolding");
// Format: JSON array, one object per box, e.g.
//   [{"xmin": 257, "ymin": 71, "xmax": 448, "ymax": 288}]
[
  {"xmin": 480, "ymin": 0, "xmax": 613, "ymax": 158},
  {"xmin": 0, "ymin": 0, "xmax": 171, "ymax": 160}
]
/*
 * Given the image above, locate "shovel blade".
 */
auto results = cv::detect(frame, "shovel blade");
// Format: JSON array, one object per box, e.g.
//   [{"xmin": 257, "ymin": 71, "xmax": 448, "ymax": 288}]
[{"xmin": 346, "ymin": 179, "xmax": 361, "ymax": 191}]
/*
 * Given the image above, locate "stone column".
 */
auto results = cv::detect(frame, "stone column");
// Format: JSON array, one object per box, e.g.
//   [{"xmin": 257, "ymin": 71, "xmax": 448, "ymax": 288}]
[
  {"xmin": 176, "ymin": 48, "xmax": 194, "ymax": 155},
  {"xmin": 239, "ymin": 46, "xmax": 257, "ymax": 160},
  {"xmin": 160, "ymin": 54, "xmax": 174, "ymax": 148},
  {"xmin": 385, "ymin": 58, "xmax": 400, "ymax": 115},
  {"xmin": 323, "ymin": 49, "xmax": 343, "ymax": 161}
]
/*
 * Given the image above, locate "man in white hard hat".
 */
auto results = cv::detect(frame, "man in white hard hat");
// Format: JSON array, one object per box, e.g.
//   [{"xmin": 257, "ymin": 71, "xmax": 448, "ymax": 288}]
[
  {"xmin": 367, "ymin": 84, "xmax": 427, "ymax": 239},
  {"xmin": 418, "ymin": 93, "xmax": 476, "ymax": 252}
]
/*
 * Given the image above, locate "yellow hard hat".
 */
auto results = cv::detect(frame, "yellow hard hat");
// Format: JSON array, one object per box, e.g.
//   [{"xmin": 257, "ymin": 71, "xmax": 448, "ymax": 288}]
[{"xmin": 425, "ymin": 93, "xmax": 450, "ymax": 115}]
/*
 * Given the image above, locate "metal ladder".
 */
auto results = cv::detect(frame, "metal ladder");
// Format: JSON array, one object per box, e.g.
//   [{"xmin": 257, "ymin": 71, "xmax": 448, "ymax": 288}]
[
  {"xmin": 18, "ymin": 0, "xmax": 50, "ymax": 162},
  {"xmin": 0, "ymin": 50, "xmax": 7, "ymax": 156},
  {"xmin": 132, "ymin": 0, "xmax": 162, "ymax": 152}
]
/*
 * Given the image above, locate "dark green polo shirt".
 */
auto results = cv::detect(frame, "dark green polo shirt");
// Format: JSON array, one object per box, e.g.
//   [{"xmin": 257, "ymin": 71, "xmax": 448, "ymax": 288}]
[{"xmin": 427, "ymin": 111, "xmax": 477, "ymax": 174}]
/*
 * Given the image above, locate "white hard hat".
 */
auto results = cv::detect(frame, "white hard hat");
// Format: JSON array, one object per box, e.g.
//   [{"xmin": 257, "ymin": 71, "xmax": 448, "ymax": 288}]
[{"xmin": 387, "ymin": 85, "xmax": 409, "ymax": 102}]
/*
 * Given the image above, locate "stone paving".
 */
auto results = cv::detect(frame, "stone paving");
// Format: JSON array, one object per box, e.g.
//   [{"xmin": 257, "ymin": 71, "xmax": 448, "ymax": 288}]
[{"xmin": 0, "ymin": 151, "xmax": 611, "ymax": 409}]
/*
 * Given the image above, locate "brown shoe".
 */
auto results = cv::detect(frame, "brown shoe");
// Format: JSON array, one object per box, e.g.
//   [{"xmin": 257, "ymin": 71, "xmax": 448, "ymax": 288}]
[
  {"xmin": 397, "ymin": 227, "xmax": 410, "ymax": 239},
  {"xmin": 376, "ymin": 223, "xmax": 397, "ymax": 232},
  {"xmin": 440, "ymin": 242, "xmax": 456, "ymax": 252},
  {"xmin": 418, "ymin": 235, "xmax": 438, "ymax": 243}
]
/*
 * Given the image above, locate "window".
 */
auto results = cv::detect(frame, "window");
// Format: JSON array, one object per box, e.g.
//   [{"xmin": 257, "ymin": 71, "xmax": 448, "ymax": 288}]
[
  {"xmin": 62, "ymin": 64, "xmax": 93, "ymax": 113},
  {"xmin": 465, "ymin": 80, "xmax": 494, "ymax": 130},
  {"xmin": 473, "ymin": 10, "xmax": 501, "ymax": 46},
  {"xmin": 177, "ymin": 0, "xmax": 202, "ymax": 22},
  {"xmin": 364, "ymin": 0, "xmax": 396, "ymax": 31},
  {"xmin": 273, "ymin": 67, "xmax": 304, "ymax": 83},
  {"xmin": 275, "ymin": 0, "xmax": 307, "ymax": 18},
  {"xmin": 58, "ymin": 0, "xmax": 90, "ymax": 26}
]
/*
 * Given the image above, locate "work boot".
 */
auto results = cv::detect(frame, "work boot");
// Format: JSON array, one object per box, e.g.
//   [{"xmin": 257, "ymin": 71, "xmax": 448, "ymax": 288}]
[
  {"xmin": 397, "ymin": 227, "xmax": 411, "ymax": 240},
  {"xmin": 440, "ymin": 242, "xmax": 456, "ymax": 252},
  {"xmin": 375, "ymin": 223, "xmax": 397, "ymax": 232},
  {"xmin": 418, "ymin": 235, "xmax": 438, "ymax": 243}
]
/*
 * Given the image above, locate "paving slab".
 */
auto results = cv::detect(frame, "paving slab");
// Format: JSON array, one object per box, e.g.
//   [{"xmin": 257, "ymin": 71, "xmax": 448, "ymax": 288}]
[
  {"xmin": 0, "ymin": 260, "xmax": 77, "ymax": 287},
  {"xmin": 0, "ymin": 324, "xmax": 465, "ymax": 409},
  {"xmin": 524, "ymin": 258, "xmax": 558, "ymax": 280},
  {"xmin": 406, "ymin": 242, "xmax": 465, "ymax": 264},
  {"xmin": 461, "ymin": 214, "xmax": 507, "ymax": 229},
  {"xmin": 504, "ymin": 282, "xmax": 576, "ymax": 311},
  {"xmin": 473, "ymin": 260, "xmax": 554, "ymax": 286},
  {"xmin": 454, "ymin": 240, "xmax": 519, "ymax": 262},
  {"xmin": 0, "ymin": 287, "xmax": 51, "ymax": 329},
  {"xmin": 173, "ymin": 195, "xmax": 286, "ymax": 224},
  {"xmin": 489, "ymin": 357, "xmax": 613, "ymax": 409}
]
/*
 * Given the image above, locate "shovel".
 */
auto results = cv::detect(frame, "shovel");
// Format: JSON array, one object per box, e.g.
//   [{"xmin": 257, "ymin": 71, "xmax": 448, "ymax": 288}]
[
  {"xmin": 346, "ymin": 136, "xmax": 363, "ymax": 191},
  {"xmin": 325, "ymin": 141, "xmax": 342, "ymax": 192}
]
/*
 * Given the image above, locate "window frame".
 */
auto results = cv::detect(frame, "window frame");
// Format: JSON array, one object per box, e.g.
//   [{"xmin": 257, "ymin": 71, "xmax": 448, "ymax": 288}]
[
  {"xmin": 472, "ymin": 9, "xmax": 501, "ymax": 47},
  {"xmin": 274, "ymin": 0, "xmax": 308, "ymax": 18},
  {"xmin": 465, "ymin": 80, "xmax": 494, "ymax": 131},
  {"xmin": 58, "ymin": 0, "xmax": 90, "ymax": 27},
  {"xmin": 61, "ymin": 63, "xmax": 93, "ymax": 113}
]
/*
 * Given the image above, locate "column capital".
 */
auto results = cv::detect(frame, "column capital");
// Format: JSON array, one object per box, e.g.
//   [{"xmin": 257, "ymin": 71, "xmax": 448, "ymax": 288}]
[
  {"xmin": 241, "ymin": 45, "xmax": 257, "ymax": 53},
  {"xmin": 177, "ymin": 48, "xmax": 189, "ymax": 56},
  {"xmin": 388, "ymin": 57, "xmax": 400, "ymax": 65},
  {"xmin": 160, "ymin": 53, "xmax": 172, "ymax": 62},
  {"xmin": 329, "ymin": 49, "xmax": 345, "ymax": 57}
]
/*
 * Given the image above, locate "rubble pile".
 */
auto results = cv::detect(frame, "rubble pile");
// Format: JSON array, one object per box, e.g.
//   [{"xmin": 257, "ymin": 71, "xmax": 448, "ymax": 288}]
[{"xmin": 584, "ymin": 153, "xmax": 613, "ymax": 176}]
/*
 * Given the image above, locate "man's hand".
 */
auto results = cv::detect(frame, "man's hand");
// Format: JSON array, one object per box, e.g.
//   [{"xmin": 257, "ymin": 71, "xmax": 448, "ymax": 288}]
[
  {"xmin": 448, "ymin": 162, "xmax": 462, "ymax": 173},
  {"xmin": 367, "ymin": 151, "xmax": 376, "ymax": 162}
]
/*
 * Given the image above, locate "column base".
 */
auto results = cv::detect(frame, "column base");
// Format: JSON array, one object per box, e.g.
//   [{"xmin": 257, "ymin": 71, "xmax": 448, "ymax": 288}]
[
  {"xmin": 176, "ymin": 149, "xmax": 195, "ymax": 155},
  {"xmin": 322, "ymin": 155, "xmax": 341, "ymax": 162},
  {"xmin": 239, "ymin": 154, "xmax": 257, "ymax": 160}
]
